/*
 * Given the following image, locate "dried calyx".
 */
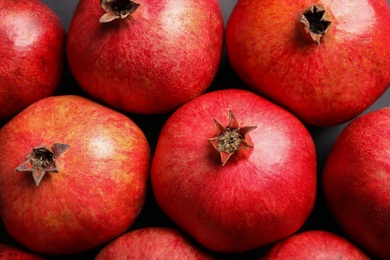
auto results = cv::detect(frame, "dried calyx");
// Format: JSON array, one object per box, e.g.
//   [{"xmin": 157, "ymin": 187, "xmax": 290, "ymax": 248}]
[
  {"xmin": 15, "ymin": 143, "xmax": 70, "ymax": 186},
  {"xmin": 300, "ymin": 5, "xmax": 331, "ymax": 45},
  {"xmin": 100, "ymin": 0, "xmax": 140, "ymax": 23},
  {"xmin": 208, "ymin": 110, "xmax": 256, "ymax": 166}
]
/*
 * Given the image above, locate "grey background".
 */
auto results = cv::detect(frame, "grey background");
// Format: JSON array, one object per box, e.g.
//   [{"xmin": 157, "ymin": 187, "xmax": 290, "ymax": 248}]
[{"xmin": 1, "ymin": 0, "xmax": 389, "ymax": 259}]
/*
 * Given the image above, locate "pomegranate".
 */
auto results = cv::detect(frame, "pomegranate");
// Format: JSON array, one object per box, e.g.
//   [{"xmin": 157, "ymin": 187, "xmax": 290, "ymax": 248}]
[
  {"xmin": 151, "ymin": 89, "xmax": 317, "ymax": 253},
  {"xmin": 225, "ymin": 0, "xmax": 390, "ymax": 126},
  {"xmin": 0, "ymin": 0, "xmax": 66, "ymax": 123},
  {"xmin": 0, "ymin": 95, "xmax": 150, "ymax": 255},
  {"xmin": 322, "ymin": 107, "xmax": 390, "ymax": 259},
  {"xmin": 95, "ymin": 227, "xmax": 213, "ymax": 259},
  {"xmin": 0, "ymin": 243, "xmax": 44, "ymax": 260},
  {"xmin": 261, "ymin": 230, "xmax": 369, "ymax": 259},
  {"xmin": 67, "ymin": 0, "xmax": 224, "ymax": 114}
]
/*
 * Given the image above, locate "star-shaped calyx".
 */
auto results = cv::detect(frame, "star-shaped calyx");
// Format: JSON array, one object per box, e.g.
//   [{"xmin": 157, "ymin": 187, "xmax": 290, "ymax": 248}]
[
  {"xmin": 300, "ymin": 5, "xmax": 331, "ymax": 45},
  {"xmin": 15, "ymin": 143, "xmax": 70, "ymax": 186},
  {"xmin": 208, "ymin": 110, "xmax": 257, "ymax": 166},
  {"xmin": 99, "ymin": 0, "xmax": 140, "ymax": 23}
]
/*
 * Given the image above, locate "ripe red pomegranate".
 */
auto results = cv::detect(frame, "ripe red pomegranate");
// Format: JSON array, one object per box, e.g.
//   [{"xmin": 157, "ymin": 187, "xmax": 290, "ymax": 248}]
[
  {"xmin": 67, "ymin": 0, "xmax": 224, "ymax": 114},
  {"xmin": 322, "ymin": 107, "xmax": 390, "ymax": 259},
  {"xmin": 151, "ymin": 89, "xmax": 317, "ymax": 253},
  {"xmin": 95, "ymin": 227, "xmax": 213, "ymax": 259},
  {"xmin": 225, "ymin": 0, "xmax": 390, "ymax": 126},
  {"xmin": 0, "ymin": 0, "xmax": 66, "ymax": 123},
  {"xmin": 261, "ymin": 230, "xmax": 369, "ymax": 259},
  {"xmin": 0, "ymin": 243, "xmax": 44, "ymax": 260},
  {"xmin": 0, "ymin": 95, "xmax": 150, "ymax": 255}
]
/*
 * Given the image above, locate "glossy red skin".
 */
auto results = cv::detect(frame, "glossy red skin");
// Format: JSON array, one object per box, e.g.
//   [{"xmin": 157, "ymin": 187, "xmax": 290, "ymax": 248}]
[
  {"xmin": 151, "ymin": 89, "xmax": 317, "ymax": 253},
  {"xmin": 323, "ymin": 107, "xmax": 390, "ymax": 259},
  {"xmin": 67, "ymin": 0, "xmax": 223, "ymax": 114},
  {"xmin": 0, "ymin": 0, "xmax": 66, "ymax": 123},
  {"xmin": 0, "ymin": 95, "xmax": 151, "ymax": 255},
  {"xmin": 261, "ymin": 230, "xmax": 369, "ymax": 259},
  {"xmin": 226, "ymin": 0, "xmax": 390, "ymax": 126},
  {"xmin": 95, "ymin": 227, "xmax": 213, "ymax": 259},
  {"xmin": 0, "ymin": 243, "xmax": 45, "ymax": 260}
]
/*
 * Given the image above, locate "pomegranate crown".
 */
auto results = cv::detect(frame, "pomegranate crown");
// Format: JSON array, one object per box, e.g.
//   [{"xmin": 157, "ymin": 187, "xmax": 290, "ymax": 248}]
[
  {"xmin": 100, "ymin": 0, "xmax": 140, "ymax": 23},
  {"xmin": 208, "ymin": 110, "xmax": 256, "ymax": 166}
]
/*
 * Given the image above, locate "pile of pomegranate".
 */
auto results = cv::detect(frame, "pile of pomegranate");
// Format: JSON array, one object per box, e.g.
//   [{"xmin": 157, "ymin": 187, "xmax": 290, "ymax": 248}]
[{"xmin": 0, "ymin": 0, "xmax": 389, "ymax": 259}]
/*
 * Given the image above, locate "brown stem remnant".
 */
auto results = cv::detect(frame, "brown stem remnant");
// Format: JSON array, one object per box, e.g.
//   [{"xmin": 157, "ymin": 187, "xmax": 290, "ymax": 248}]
[
  {"xmin": 100, "ymin": 0, "xmax": 140, "ymax": 23},
  {"xmin": 15, "ymin": 143, "xmax": 70, "ymax": 186},
  {"xmin": 300, "ymin": 5, "xmax": 331, "ymax": 45},
  {"xmin": 208, "ymin": 110, "xmax": 256, "ymax": 166}
]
